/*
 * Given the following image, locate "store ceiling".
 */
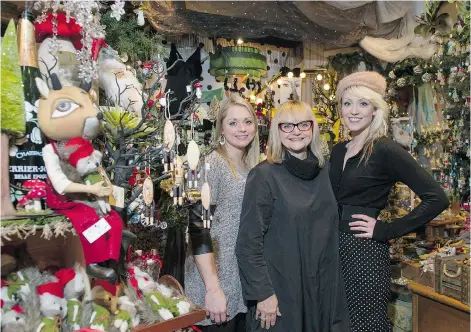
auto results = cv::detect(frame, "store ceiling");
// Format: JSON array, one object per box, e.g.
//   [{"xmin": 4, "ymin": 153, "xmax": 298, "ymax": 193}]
[
  {"xmin": 1, "ymin": 1, "xmax": 415, "ymax": 50},
  {"xmin": 145, "ymin": 1, "xmax": 414, "ymax": 48}
]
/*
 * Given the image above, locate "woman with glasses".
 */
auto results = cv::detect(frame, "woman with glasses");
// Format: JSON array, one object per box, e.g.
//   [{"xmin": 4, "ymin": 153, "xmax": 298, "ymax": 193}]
[
  {"xmin": 185, "ymin": 95, "xmax": 260, "ymax": 332},
  {"xmin": 331, "ymin": 71, "xmax": 448, "ymax": 332},
  {"xmin": 236, "ymin": 101, "xmax": 350, "ymax": 331}
]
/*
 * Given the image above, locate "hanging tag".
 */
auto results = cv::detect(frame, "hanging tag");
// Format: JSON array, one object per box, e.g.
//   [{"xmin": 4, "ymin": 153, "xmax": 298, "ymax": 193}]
[
  {"xmin": 109, "ymin": 185, "xmax": 125, "ymax": 208},
  {"xmin": 163, "ymin": 119, "xmax": 176, "ymax": 150},
  {"xmin": 187, "ymin": 140, "xmax": 200, "ymax": 170},
  {"xmin": 83, "ymin": 218, "xmax": 112, "ymax": 243},
  {"xmin": 143, "ymin": 177, "xmax": 154, "ymax": 206}
]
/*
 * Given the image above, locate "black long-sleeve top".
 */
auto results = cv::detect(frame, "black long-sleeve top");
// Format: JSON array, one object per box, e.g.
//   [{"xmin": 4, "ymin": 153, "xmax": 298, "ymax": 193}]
[
  {"xmin": 236, "ymin": 160, "xmax": 351, "ymax": 331},
  {"xmin": 330, "ymin": 137, "xmax": 449, "ymax": 242}
]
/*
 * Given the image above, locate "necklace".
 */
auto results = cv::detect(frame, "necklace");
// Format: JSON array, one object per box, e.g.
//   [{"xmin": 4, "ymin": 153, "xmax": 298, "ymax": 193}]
[{"xmin": 216, "ymin": 150, "xmax": 247, "ymax": 178}]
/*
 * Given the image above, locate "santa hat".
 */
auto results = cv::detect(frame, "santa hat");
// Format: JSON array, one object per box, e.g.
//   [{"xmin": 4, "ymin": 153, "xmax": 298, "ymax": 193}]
[
  {"xmin": 10, "ymin": 305, "xmax": 23, "ymax": 314},
  {"xmin": 93, "ymin": 279, "xmax": 118, "ymax": 296},
  {"xmin": 55, "ymin": 268, "xmax": 76, "ymax": 288},
  {"xmin": 65, "ymin": 137, "xmax": 94, "ymax": 168},
  {"xmin": 35, "ymin": 13, "xmax": 107, "ymax": 60},
  {"xmin": 37, "ymin": 282, "xmax": 64, "ymax": 298}
]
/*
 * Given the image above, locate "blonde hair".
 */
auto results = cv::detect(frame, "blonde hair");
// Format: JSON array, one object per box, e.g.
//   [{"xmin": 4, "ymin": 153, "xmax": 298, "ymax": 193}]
[
  {"xmin": 215, "ymin": 95, "xmax": 260, "ymax": 169},
  {"xmin": 339, "ymin": 85, "xmax": 389, "ymax": 162},
  {"xmin": 266, "ymin": 100, "xmax": 325, "ymax": 167}
]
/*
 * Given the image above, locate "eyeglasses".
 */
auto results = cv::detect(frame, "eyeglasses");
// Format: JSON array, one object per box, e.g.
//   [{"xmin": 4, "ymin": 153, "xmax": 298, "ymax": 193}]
[{"xmin": 278, "ymin": 120, "xmax": 313, "ymax": 133}]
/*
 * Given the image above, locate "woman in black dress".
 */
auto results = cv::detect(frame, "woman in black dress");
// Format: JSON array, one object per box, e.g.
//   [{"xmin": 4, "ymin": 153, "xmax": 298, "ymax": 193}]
[
  {"xmin": 236, "ymin": 101, "xmax": 350, "ymax": 332},
  {"xmin": 330, "ymin": 71, "xmax": 449, "ymax": 332}
]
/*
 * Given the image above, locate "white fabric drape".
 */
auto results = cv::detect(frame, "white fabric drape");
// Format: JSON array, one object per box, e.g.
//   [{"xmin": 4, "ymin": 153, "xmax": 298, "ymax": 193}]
[
  {"xmin": 359, "ymin": 12, "xmax": 438, "ymax": 62},
  {"xmin": 324, "ymin": 1, "xmax": 373, "ymax": 10}
]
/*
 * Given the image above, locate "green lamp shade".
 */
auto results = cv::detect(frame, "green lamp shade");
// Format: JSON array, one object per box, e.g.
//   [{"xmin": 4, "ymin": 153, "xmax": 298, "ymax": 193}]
[{"xmin": 209, "ymin": 46, "xmax": 267, "ymax": 81}]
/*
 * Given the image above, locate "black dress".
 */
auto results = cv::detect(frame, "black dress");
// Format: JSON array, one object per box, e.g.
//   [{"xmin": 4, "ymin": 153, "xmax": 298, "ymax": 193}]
[
  {"xmin": 236, "ymin": 153, "xmax": 351, "ymax": 332},
  {"xmin": 329, "ymin": 137, "xmax": 449, "ymax": 332}
]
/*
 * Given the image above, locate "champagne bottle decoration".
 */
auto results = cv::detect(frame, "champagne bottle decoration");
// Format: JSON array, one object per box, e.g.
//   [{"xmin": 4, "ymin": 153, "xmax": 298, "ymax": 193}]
[{"xmin": 9, "ymin": 10, "xmax": 48, "ymax": 205}]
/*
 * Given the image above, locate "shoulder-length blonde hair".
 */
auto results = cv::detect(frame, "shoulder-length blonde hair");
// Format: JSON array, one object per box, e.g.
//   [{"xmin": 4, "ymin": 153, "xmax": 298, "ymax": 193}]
[
  {"xmin": 266, "ymin": 100, "xmax": 325, "ymax": 167},
  {"xmin": 214, "ymin": 95, "xmax": 260, "ymax": 169},
  {"xmin": 339, "ymin": 86, "xmax": 389, "ymax": 163}
]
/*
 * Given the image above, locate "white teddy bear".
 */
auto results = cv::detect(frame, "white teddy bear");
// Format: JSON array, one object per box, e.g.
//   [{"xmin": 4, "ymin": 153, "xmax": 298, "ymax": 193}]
[
  {"xmin": 36, "ymin": 282, "xmax": 67, "ymax": 332},
  {"xmin": 1, "ymin": 305, "xmax": 26, "ymax": 332}
]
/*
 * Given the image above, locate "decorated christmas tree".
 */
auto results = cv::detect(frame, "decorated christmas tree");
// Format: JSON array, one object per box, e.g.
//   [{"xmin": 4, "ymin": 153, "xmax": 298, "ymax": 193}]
[
  {"xmin": 1, "ymin": 19, "xmax": 26, "ymax": 138},
  {"xmin": 1, "ymin": 19, "xmax": 26, "ymax": 217},
  {"xmin": 386, "ymin": 1, "xmax": 470, "ymax": 205}
]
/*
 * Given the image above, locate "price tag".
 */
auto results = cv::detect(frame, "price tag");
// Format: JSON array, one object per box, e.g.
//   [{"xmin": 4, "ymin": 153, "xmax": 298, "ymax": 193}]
[
  {"xmin": 82, "ymin": 218, "xmax": 112, "ymax": 243},
  {"xmin": 109, "ymin": 185, "xmax": 125, "ymax": 208}
]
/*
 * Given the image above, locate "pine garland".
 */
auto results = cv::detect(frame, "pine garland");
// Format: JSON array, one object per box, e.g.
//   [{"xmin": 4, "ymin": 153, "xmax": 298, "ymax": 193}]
[{"xmin": 101, "ymin": 12, "xmax": 168, "ymax": 63}]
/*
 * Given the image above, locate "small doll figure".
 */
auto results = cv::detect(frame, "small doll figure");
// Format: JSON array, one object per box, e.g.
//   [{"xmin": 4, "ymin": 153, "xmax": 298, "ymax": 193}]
[
  {"xmin": 55, "ymin": 265, "xmax": 85, "ymax": 331},
  {"xmin": 65, "ymin": 137, "xmax": 112, "ymax": 215},
  {"xmin": 162, "ymin": 119, "xmax": 176, "ymax": 173},
  {"xmin": 171, "ymin": 157, "xmax": 185, "ymax": 206},
  {"xmin": 186, "ymin": 170, "xmax": 201, "ymax": 189},
  {"xmin": 185, "ymin": 140, "xmax": 201, "ymax": 189},
  {"xmin": 200, "ymin": 181, "xmax": 212, "ymax": 228},
  {"xmin": 36, "ymin": 283, "xmax": 67, "ymax": 332},
  {"xmin": 161, "ymin": 149, "xmax": 175, "ymax": 173},
  {"xmin": 1, "ymin": 305, "xmax": 26, "ymax": 332}
]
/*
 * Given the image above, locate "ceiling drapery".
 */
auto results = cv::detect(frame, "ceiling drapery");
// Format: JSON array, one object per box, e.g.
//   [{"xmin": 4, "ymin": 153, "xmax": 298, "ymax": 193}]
[{"xmin": 145, "ymin": 1, "xmax": 415, "ymax": 48}]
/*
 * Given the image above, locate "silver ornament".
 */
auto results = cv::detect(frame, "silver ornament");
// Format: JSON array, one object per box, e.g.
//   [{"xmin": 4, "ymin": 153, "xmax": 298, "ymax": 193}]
[
  {"xmin": 413, "ymin": 65, "xmax": 423, "ymax": 74},
  {"xmin": 422, "ymin": 73, "xmax": 433, "ymax": 83},
  {"xmin": 397, "ymin": 78, "xmax": 406, "ymax": 87}
]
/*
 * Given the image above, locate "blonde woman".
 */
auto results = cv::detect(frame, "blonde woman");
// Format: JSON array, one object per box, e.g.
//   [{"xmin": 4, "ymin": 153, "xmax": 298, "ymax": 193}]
[
  {"xmin": 236, "ymin": 101, "xmax": 350, "ymax": 331},
  {"xmin": 331, "ymin": 71, "xmax": 448, "ymax": 332},
  {"xmin": 185, "ymin": 95, "xmax": 259, "ymax": 332}
]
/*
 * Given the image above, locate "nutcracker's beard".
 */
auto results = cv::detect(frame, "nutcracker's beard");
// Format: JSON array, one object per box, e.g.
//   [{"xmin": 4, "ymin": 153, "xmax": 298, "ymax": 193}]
[{"xmin": 82, "ymin": 117, "xmax": 102, "ymax": 140}]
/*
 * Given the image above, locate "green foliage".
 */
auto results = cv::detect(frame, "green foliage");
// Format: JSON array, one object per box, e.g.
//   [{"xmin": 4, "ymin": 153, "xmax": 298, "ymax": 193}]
[
  {"xmin": 327, "ymin": 51, "xmax": 385, "ymax": 77},
  {"xmin": 414, "ymin": 0, "xmax": 449, "ymax": 36},
  {"xmin": 0, "ymin": 20, "xmax": 26, "ymax": 137},
  {"xmin": 158, "ymin": 194, "xmax": 188, "ymax": 230},
  {"xmin": 102, "ymin": 12, "xmax": 167, "ymax": 63}
]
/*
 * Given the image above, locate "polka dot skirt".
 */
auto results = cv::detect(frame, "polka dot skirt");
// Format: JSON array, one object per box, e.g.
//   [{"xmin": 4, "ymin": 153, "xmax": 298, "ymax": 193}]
[{"xmin": 339, "ymin": 232, "xmax": 392, "ymax": 332}]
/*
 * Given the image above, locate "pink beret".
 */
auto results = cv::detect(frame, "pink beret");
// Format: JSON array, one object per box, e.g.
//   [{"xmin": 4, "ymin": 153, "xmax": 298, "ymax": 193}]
[{"xmin": 336, "ymin": 71, "xmax": 387, "ymax": 102}]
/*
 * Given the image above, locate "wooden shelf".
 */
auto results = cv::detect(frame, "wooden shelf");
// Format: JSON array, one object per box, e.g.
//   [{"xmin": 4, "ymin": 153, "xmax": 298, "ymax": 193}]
[
  {"xmin": 133, "ymin": 309, "xmax": 206, "ymax": 332},
  {"xmin": 408, "ymin": 281, "xmax": 470, "ymax": 313},
  {"xmin": 428, "ymin": 217, "xmax": 463, "ymax": 227},
  {"xmin": 408, "ymin": 281, "xmax": 470, "ymax": 332}
]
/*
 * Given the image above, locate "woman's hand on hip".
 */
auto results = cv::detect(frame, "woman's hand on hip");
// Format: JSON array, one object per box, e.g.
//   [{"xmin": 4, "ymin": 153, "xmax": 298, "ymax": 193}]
[
  {"xmin": 256, "ymin": 294, "xmax": 281, "ymax": 329},
  {"xmin": 350, "ymin": 214, "xmax": 378, "ymax": 238},
  {"xmin": 205, "ymin": 287, "xmax": 228, "ymax": 324}
]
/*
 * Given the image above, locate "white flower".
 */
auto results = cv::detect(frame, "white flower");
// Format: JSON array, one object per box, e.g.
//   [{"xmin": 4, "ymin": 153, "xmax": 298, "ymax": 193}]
[
  {"xmin": 110, "ymin": 1, "xmax": 126, "ymax": 21},
  {"xmin": 176, "ymin": 300, "xmax": 191, "ymax": 315},
  {"xmin": 24, "ymin": 101, "xmax": 38, "ymax": 122},
  {"xmin": 158, "ymin": 308, "xmax": 174, "ymax": 320},
  {"xmin": 9, "ymin": 145, "xmax": 18, "ymax": 157},
  {"xmin": 30, "ymin": 127, "xmax": 43, "ymax": 144}
]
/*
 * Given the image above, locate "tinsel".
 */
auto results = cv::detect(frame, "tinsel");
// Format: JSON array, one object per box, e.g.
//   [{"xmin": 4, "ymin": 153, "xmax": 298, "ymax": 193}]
[{"xmin": 33, "ymin": 0, "xmax": 106, "ymax": 82}]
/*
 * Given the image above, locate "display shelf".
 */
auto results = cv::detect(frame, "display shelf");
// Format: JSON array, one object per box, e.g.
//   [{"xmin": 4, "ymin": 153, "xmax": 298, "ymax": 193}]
[
  {"xmin": 1, "ymin": 213, "xmax": 74, "ymax": 245},
  {"xmin": 133, "ymin": 308, "xmax": 206, "ymax": 332},
  {"xmin": 408, "ymin": 281, "xmax": 470, "ymax": 332}
]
